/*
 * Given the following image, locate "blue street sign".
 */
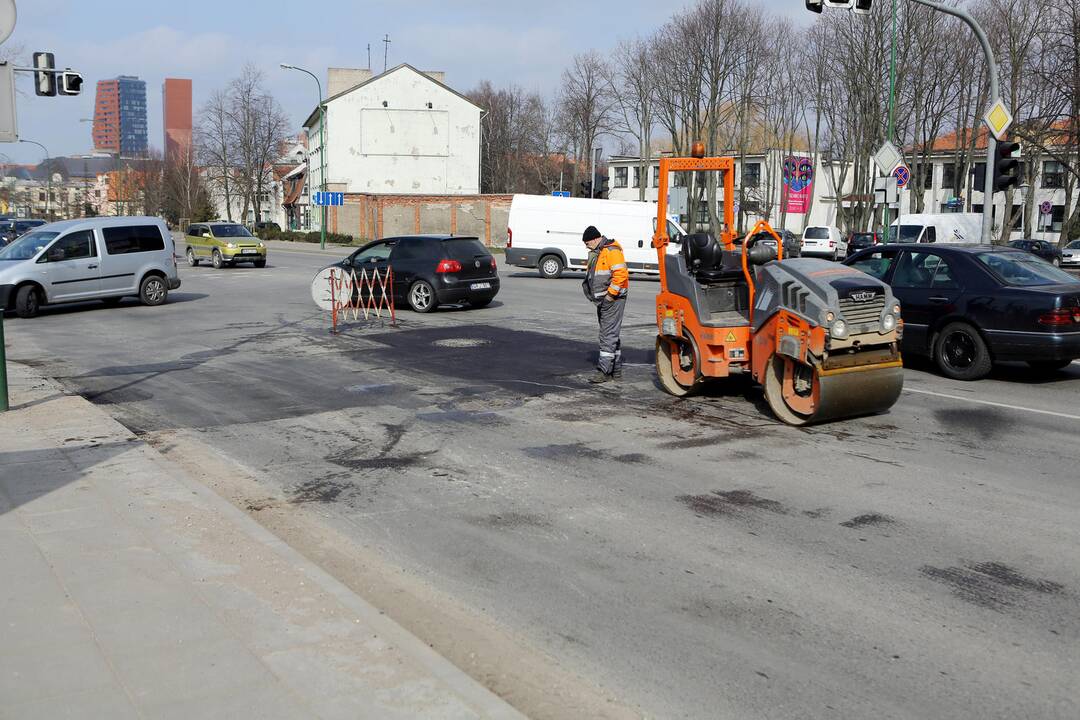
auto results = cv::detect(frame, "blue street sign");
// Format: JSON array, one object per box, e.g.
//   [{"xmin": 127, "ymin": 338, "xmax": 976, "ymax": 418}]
[
  {"xmin": 312, "ymin": 191, "xmax": 344, "ymax": 206},
  {"xmin": 552, "ymin": 191, "xmax": 570, "ymax": 197},
  {"xmin": 893, "ymin": 165, "xmax": 910, "ymax": 189}
]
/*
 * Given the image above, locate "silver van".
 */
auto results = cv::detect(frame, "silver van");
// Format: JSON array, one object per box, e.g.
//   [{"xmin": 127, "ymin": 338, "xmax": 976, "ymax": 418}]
[{"xmin": 0, "ymin": 216, "xmax": 181, "ymax": 318}]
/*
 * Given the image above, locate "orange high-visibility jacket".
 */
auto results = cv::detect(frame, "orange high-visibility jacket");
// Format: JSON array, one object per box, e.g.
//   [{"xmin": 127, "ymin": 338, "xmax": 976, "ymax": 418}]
[{"xmin": 584, "ymin": 240, "xmax": 629, "ymax": 303}]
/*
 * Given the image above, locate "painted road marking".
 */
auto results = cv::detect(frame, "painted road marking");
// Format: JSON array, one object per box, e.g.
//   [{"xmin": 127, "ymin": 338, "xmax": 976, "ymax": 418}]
[{"xmin": 903, "ymin": 386, "xmax": 1080, "ymax": 421}]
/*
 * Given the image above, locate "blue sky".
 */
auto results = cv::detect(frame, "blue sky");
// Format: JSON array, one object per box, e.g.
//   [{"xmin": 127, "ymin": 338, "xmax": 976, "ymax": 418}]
[{"xmin": 3, "ymin": 0, "xmax": 803, "ymax": 163}]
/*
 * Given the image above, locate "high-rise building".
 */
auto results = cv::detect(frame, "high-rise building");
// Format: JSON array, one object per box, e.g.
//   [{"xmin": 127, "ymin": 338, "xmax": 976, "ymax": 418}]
[
  {"xmin": 92, "ymin": 76, "xmax": 148, "ymax": 156},
  {"xmin": 162, "ymin": 78, "xmax": 192, "ymax": 161}
]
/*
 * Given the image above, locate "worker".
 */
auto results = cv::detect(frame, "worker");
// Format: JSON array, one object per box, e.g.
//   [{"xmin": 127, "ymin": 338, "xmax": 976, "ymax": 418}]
[{"xmin": 581, "ymin": 225, "xmax": 629, "ymax": 384}]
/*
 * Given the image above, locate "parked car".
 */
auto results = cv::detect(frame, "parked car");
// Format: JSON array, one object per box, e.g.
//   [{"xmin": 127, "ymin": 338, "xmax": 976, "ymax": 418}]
[
  {"xmin": 1063, "ymin": 239, "xmax": 1080, "ymax": 269},
  {"xmin": 184, "ymin": 222, "xmax": 267, "ymax": 268},
  {"xmin": 329, "ymin": 235, "xmax": 499, "ymax": 313},
  {"xmin": 1009, "ymin": 239, "xmax": 1063, "ymax": 267},
  {"xmin": 251, "ymin": 220, "xmax": 281, "ymax": 233},
  {"xmin": 886, "ymin": 213, "xmax": 983, "ymax": 244},
  {"xmin": 846, "ymin": 231, "xmax": 880, "ymax": 257},
  {"xmin": 844, "ymin": 244, "xmax": 1080, "ymax": 379},
  {"xmin": 800, "ymin": 225, "xmax": 846, "ymax": 260},
  {"xmin": 0, "ymin": 218, "xmax": 46, "ymax": 246},
  {"xmin": 0, "ymin": 217, "xmax": 180, "ymax": 318},
  {"xmin": 745, "ymin": 228, "xmax": 801, "ymax": 258},
  {"xmin": 505, "ymin": 194, "xmax": 687, "ymax": 279}
]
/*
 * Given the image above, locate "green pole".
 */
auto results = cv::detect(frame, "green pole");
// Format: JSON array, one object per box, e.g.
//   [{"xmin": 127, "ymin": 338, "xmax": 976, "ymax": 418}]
[{"xmin": 0, "ymin": 312, "xmax": 9, "ymax": 413}]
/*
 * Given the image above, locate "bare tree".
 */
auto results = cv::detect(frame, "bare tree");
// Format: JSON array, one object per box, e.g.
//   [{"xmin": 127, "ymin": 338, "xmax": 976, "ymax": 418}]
[
  {"xmin": 558, "ymin": 51, "xmax": 617, "ymax": 196},
  {"xmin": 196, "ymin": 89, "xmax": 235, "ymax": 221},
  {"xmin": 606, "ymin": 37, "xmax": 657, "ymax": 202}
]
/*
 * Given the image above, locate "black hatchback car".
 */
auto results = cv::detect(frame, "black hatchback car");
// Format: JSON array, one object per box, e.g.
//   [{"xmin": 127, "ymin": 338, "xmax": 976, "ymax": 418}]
[
  {"xmin": 846, "ymin": 231, "xmax": 880, "ymax": 258},
  {"xmin": 844, "ymin": 244, "xmax": 1080, "ymax": 379},
  {"xmin": 1009, "ymin": 239, "xmax": 1063, "ymax": 267},
  {"xmin": 334, "ymin": 235, "xmax": 499, "ymax": 313}
]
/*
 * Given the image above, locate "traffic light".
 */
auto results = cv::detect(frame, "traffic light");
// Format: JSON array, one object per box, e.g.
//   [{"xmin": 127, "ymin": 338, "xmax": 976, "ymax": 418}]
[
  {"xmin": 58, "ymin": 70, "xmax": 83, "ymax": 96},
  {"xmin": 32, "ymin": 52, "xmax": 55, "ymax": 97},
  {"xmin": 993, "ymin": 140, "xmax": 1021, "ymax": 193}
]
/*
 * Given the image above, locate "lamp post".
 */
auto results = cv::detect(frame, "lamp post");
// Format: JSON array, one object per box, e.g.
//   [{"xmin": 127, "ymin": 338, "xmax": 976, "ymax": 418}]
[
  {"xmin": 281, "ymin": 63, "xmax": 326, "ymax": 250},
  {"xmin": 20, "ymin": 139, "xmax": 50, "ymax": 220}
]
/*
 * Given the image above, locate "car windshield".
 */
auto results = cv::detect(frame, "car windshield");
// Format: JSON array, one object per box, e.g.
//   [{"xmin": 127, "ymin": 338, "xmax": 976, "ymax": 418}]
[
  {"xmin": 977, "ymin": 251, "xmax": 1078, "ymax": 286},
  {"xmin": 211, "ymin": 224, "xmax": 253, "ymax": 238},
  {"xmin": 886, "ymin": 225, "xmax": 923, "ymax": 243},
  {"xmin": 15, "ymin": 221, "xmax": 43, "ymax": 232},
  {"xmin": 804, "ymin": 228, "xmax": 828, "ymax": 239},
  {"xmin": 0, "ymin": 230, "xmax": 59, "ymax": 260},
  {"xmin": 1066, "ymin": 240, "xmax": 1080, "ymax": 250}
]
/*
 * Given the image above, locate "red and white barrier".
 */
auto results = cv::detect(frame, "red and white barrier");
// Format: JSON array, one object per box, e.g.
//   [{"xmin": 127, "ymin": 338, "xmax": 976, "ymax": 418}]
[{"xmin": 311, "ymin": 265, "xmax": 396, "ymax": 333}]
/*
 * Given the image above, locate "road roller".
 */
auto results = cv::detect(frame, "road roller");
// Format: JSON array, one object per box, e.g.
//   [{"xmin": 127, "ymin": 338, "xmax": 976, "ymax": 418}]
[{"xmin": 652, "ymin": 147, "xmax": 904, "ymax": 425}]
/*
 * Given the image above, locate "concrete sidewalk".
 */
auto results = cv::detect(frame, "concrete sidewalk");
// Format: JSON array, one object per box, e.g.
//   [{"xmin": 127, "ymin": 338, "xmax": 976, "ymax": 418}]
[{"xmin": 0, "ymin": 362, "xmax": 524, "ymax": 719}]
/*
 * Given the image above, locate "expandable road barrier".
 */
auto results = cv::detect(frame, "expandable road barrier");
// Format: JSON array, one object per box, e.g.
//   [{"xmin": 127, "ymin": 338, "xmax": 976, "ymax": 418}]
[{"xmin": 311, "ymin": 265, "xmax": 396, "ymax": 333}]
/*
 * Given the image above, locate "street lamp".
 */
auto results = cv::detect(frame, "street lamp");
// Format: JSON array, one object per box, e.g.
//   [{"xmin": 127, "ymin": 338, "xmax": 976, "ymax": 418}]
[
  {"xmin": 20, "ymin": 139, "xmax": 50, "ymax": 220},
  {"xmin": 281, "ymin": 63, "xmax": 327, "ymax": 250}
]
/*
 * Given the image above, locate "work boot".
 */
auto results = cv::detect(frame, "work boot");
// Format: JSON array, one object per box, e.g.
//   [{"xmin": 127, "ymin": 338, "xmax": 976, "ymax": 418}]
[
  {"xmin": 612, "ymin": 365, "xmax": 623, "ymax": 380},
  {"xmin": 588, "ymin": 370, "xmax": 613, "ymax": 384}
]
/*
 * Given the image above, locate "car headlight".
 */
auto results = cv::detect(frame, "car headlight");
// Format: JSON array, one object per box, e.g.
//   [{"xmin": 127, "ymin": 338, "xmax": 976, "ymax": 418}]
[
  {"xmin": 258, "ymin": 242, "xmax": 265, "ymax": 248},
  {"xmin": 830, "ymin": 319, "xmax": 848, "ymax": 338},
  {"xmin": 892, "ymin": 302, "xmax": 901, "ymax": 315},
  {"xmin": 882, "ymin": 313, "xmax": 897, "ymax": 332},
  {"xmin": 227, "ymin": 242, "xmax": 236, "ymax": 249}
]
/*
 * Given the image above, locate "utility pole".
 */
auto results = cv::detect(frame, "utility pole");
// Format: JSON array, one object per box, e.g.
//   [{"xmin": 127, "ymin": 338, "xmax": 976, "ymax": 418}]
[
  {"xmin": 382, "ymin": 34, "xmax": 391, "ymax": 73},
  {"xmin": 281, "ymin": 63, "xmax": 327, "ymax": 250}
]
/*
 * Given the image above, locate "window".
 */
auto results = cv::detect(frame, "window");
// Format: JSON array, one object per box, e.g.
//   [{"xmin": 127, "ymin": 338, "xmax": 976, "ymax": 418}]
[
  {"xmin": 849, "ymin": 250, "xmax": 896, "ymax": 280},
  {"xmin": 632, "ymin": 167, "xmax": 641, "ymax": 188},
  {"xmin": 44, "ymin": 230, "xmax": 96, "ymax": 262},
  {"xmin": 103, "ymin": 225, "xmax": 165, "ymax": 254},
  {"xmin": 891, "ymin": 251, "xmax": 957, "ymax": 289},
  {"xmin": 38, "ymin": 192, "xmax": 45, "ymax": 202},
  {"xmin": 652, "ymin": 165, "xmax": 660, "ymax": 188},
  {"xmin": 390, "ymin": 237, "xmax": 432, "ymax": 262},
  {"xmin": 209, "ymin": 224, "xmax": 253, "ymax": 238},
  {"xmin": 942, "ymin": 163, "xmax": 958, "ymax": 190},
  {"xmin": 913, "ymin": 164, "xmax": 934, "ymax": 189},
  {"xmin": 352, "ymin": 242, "xmax": 393, "ymax": 264},
  {"xmin": 1042, "ymin": 161, "xmax": 1065, "ymax": 189},
  {"xmin": 742, "ymin": 162, "xmax": 761, "ymax": 188},
  {"xmin": 1050, "ymin": 205, "xmax": 1065, "ymax": 232},
  {"xmin": 614, "ymin": 167, "xmax": 628, "ymax": 188},
  {"xmin": 977, "ymin": 251, "xmax": 1076, "ymax": 286}
]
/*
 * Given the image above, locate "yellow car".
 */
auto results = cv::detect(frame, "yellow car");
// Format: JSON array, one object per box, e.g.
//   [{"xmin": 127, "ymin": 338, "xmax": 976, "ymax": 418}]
[{"xmin": 185, "ymin": 222, "xmax": 267, "ymax": 269}]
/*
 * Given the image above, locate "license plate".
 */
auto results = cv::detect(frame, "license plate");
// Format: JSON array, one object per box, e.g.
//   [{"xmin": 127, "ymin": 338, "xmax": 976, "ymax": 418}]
[
  {"xmin": 242, "ymin": 248, "xmax": 258, "ymax": 254},
  {"xmin": 470, "ymin": 282, "xmax": 491, "ymax": 290}
]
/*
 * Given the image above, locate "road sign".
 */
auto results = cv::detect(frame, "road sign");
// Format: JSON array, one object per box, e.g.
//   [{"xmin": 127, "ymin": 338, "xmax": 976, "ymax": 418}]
[
  {"xmin": 873, "ymin": 141, "xmax": 902, "ymax": 175},
  {"xmin": 874, "ymin": 176, "xmax": 898, "ymax": 205},
  {"xmin": 312, "ymin": 191, "xmax": 343, "ymax": 206},
  {"xmin": 893, "ymin": 164, "xmax": 910, "ymax": 189},
  {"xmin": 1039, "ymin": 200, "xmax": 1052, "ymax": 215},
  {"xmin": 0, "ymin": 63, "xmax": 15, "ymax": 142},
  {"xmin": 984, "ymin": 98, "xmax": 1013, "ymax": 141},
  {"xmin": 551, "ymin": 191, "xmax": 570, "ymax": 197},
  {"xmin": 0, "ymin": 0, "xmax": 15, "ymax": 47}
]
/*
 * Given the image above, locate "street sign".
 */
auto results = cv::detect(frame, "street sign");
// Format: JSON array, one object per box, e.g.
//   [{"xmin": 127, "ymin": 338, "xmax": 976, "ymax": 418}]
[
  {"xmin": 893, "ymin": 164, "xmax": 910, "ymax": 189},
  {"xmin": 1039, "ymin": 200, "xmax": 1052, "ymax": 215},
  {"xmin": 874, "ymin": 176, "xmax": 898, "ymax": 205},
  {"xmin": 0, "ymin": 63, "xmax": 16, "ymax": 143},
  {"xmin": 873, "ymin": 141, "xmax": 902, "ymax": 175},
  {"xmin": 312, "ymin": 191, "xmax": 343, "ymax": 206},
  {"xmin": 552, "ymin": 191, "xmax": 570, "ymax": 197},
  {"xmin": 983, "ymin": 98, "xmax": 1013, "ymax": 141}
]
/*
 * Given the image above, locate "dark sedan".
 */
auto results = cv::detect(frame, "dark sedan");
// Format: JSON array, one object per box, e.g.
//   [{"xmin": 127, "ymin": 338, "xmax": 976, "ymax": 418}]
[
  {"xmin": 844, "ymin": 244, "xmax": 1080, "ymax": 379},
  {"xmin": 1009, "ymin": 239, "xmax": 1063, "ymax": 267},
  {"xmin": 746, "ymin": 228, "xmax": 801, "ymax": 258},
  {"xmin": 332, "ymin": 234, "xmax": 499, "ymax": 313},
  {"xmin": 0, "ymin": 219, "xmax": 46, "ymax": 247},
  {"xmin": 847, "ymin": 231, "xmax": 880, "ymax": 258}
]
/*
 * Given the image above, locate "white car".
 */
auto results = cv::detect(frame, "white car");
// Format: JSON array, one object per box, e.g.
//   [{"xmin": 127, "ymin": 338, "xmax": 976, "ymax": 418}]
[
  {"xmin": 1062, "ymin": 239, "xmax": 1080, "ymax": 268},
  {"xmin": 0, "ymin": 216, "xmax": 180, "ymax": 318},
  {"xmin": 800, "ymin": 225, "xmax": 846, "ymax": 260}
]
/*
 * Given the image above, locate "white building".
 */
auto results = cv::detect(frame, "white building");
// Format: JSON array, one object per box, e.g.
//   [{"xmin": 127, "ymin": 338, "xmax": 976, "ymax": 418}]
[
  {"xmin": 301, "ymin": 64, "xmax": 482, "ymax": 231},
  {"xmin": 606, "ymin": 150, "xmax": 856, "ymax": 235}
]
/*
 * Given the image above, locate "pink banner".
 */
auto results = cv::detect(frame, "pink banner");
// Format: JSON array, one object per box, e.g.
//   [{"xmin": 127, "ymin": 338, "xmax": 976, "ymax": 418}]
[{"xmin": 781, "ymin": 156, "xmax": 813, "ymax": 215}]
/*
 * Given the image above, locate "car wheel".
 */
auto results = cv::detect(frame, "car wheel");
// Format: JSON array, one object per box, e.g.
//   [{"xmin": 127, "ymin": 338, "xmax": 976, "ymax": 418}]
[
  {"xmin": 407, "ymin": 280, "xmax": 437, "ymax": 313},
  {"xmin": 934, "ymin": 322, "xmax": 992, "ymax": 380},
  {"xmin": 211, "ymin": 250, "xmax": 224, "ymax": 269},
  {"xmin": 253, "ymin": 259, "xmax": 266, "ymax": 268},
  {"xmin": 832, "ymin": 249, "xmax": 839, "ymax": 262},
  {"xmin": 1051, "ymin": 257, "xmax": 1060, "ymax": 267},
  {"xmin": 14, "ymin": 285, "xmax": 41, "ymax": 318},
  {"xmin": 139, "ymin": 275, "xmax": 169, "ymax": 307},
  {"xmin": 186, "ymin": 247, "xmax": 199, "ymax": 267},
  {"xmin": 539, "ymin": 254, "xmax": 564, "ymax": 279},
  {"xmin": 1026, "ymin": 359, "xmax": 1073, "ymax": 372}
]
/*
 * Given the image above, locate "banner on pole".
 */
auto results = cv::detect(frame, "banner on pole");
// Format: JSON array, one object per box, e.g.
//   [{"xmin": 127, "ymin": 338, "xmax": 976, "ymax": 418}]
[{"xmin": 781, "ymin": 156, "xmax": 814, "ymax": 215}]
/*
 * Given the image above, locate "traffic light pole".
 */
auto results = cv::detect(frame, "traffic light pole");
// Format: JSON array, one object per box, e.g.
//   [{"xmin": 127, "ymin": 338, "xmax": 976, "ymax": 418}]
[{"xmin": 907, "ymin": 0, "xmax": 998, "ymax": 244}]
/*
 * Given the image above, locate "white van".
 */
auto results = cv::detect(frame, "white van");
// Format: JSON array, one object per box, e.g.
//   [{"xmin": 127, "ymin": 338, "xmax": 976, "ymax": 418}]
[
  {"xmin": 800, "ymin": 225, "xmax": 846, "ymax": 260},
  {"xmin": 887, "ymin": 213, "xmax": 982, "ymax": 244},
  {"xmin": 504, "ymin": 194, "xmax": 687, "ymax": 278},
  {"xmin": 0, "ymin": 216, "xmax": 181, "ymax": 318}
]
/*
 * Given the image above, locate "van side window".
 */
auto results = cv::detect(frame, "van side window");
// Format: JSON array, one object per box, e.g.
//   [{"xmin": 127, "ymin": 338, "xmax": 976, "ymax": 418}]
[
  {"xmin": 43, "ymin": 230, "xmax": 97, "ymax": 262},
  {"xmin": 103, "ymin": 225, "xmax": 166, "ymax": 254}
]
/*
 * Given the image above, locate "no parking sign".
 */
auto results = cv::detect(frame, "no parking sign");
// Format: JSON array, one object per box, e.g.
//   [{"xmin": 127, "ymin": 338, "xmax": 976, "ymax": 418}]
[{"xmin": 893, "ymin": 164, "xmax": 910, "ymax": 189}]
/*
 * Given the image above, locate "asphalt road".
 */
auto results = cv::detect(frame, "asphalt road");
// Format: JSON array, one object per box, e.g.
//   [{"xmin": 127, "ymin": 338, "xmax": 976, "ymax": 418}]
[{"xmin": 6, "ymin": 243, "xmax": 1080, "ymax": 719}]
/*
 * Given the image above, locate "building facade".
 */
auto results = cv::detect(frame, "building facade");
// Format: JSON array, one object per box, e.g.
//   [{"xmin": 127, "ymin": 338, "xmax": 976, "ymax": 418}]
[
  {"xmin": 301, "ymin": 64, "xmax": 482, "ymax": 231},
  {"xmin": 162, "ymin": 78, "xmax": 193, "ymax": 161},
  {"xmin": 93, "ymin": 76, "xmax": 148, "ymax": 156}
]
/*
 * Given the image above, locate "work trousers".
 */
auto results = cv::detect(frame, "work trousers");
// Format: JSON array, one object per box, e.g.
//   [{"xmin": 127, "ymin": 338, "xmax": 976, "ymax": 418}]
[{"xmin": 595, "ymin": 296, "xmax": 626, "ymax": 374}]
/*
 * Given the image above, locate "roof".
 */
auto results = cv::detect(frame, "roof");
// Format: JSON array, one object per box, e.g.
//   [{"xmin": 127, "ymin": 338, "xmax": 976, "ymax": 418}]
[
  {"xmin": 302, "ymin": 64, "xmax": 483, "ymax": 128},
  {"xmin": 917, "ymin": 120, "xmax": 1075, "ymax": 153},
  {"xmin": 36, "ymin": 216, "xmax": 165, "ymax": 232}
]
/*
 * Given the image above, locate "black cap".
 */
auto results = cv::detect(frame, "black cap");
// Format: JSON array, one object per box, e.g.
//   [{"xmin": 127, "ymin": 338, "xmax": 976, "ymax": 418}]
[{"xmin": 582, "ymin": 226, "xmax": 601, "ymax": 243}]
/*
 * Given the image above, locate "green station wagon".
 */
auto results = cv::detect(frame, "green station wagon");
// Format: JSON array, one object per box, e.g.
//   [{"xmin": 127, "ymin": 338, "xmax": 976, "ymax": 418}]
[{"xmin": 185, "ymin": 222, "xmax": 267, "ymax": 269}]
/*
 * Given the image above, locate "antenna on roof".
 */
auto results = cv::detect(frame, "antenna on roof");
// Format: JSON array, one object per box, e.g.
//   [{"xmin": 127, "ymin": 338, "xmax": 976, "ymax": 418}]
[
  {"xmin": 367, "ymin": 44, "xmax": 371, "ymax": 71},
  {"xmin": 382, "ymin": 34, "xmax": 391, "ymax": 73}
]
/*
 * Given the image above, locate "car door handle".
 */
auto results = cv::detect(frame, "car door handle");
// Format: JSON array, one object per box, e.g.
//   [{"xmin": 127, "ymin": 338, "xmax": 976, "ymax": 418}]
[
  {"xmin": 929, "ymin": 296, "xmax": 949, "ymax": 303},
  {"xmin": 87, "ymin": 264, "xmax": 98, "ymax": 269}
]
